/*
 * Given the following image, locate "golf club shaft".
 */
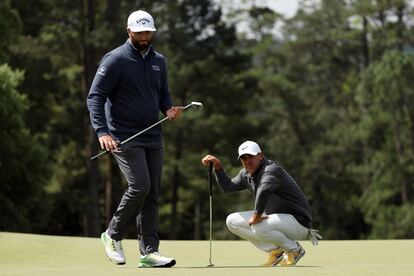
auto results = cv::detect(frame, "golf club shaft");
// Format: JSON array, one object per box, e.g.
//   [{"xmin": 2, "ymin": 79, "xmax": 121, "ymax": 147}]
[
  {"xmin": 122, "ymin": 102, "xmax": 197, "ymax": 145},
  {"xmin": 120, "ymin": 117, "xmax": 169, "ymax": 146},
  {"xmin": 90, "ymin": 102, "xmax": 201, "ymax": 161},
  {"xmin": 208, "ymin": 162, "xmax": 214, "ymax": 266},
  {"xmin": 209, "ymin": 195, "xmax": 213, "ymax": 264},
  {"xmin": 90, "ymin": 117, "xmax": 169, "ymax": 161}
]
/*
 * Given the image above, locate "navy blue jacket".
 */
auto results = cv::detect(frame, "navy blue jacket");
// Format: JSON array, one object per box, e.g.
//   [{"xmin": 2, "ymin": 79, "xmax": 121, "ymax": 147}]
[{"xmin": 87, "ymin": 40, "xmax": 173, "ymax": 145}]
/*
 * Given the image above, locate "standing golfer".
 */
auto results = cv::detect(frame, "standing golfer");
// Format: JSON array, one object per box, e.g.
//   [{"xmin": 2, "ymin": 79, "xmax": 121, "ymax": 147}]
[
  {"xmin": 87, "ymin": 10, "xmax": 181, "ymax": 268},
  {"xmin": 201, "ymin": 141, "xmax": 321, "ymax": 266}
]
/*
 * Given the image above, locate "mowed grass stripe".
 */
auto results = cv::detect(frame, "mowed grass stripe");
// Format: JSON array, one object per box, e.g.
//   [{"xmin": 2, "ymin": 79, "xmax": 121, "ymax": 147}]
[{"xmin": 1, "ymin": 232, "xmax": 413, "ymax": 276}]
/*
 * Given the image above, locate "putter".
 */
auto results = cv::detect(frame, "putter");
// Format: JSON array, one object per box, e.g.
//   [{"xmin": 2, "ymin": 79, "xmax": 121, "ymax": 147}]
[
  {"xmin": 90, "ymin": 101, "xmax": 203, "ymax": 161},
  {"xmin": 207, "ymin": 162, "xmax": 214, "ymax": 267}
]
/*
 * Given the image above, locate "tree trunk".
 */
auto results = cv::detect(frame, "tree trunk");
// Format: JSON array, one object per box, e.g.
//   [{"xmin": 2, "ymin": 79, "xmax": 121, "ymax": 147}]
[
  {"xmin": 193, "ymin": 201, "xmax": 200, "ymax": 240},
  {"xmin": 105, "ymin": 158, "xmax": 113, "ymax": 226},
  {"xmin": 361, "ymin": 16, "xmax": 369, "ymax": 68},
  {"xmin": 82, "ymin": 0, "xmax": 100, "ymax": 237},
  {"xmin": 170, "ymin": 131, "xmax": 183, "ymax": 239},
  {"xmin": 169, "ymin": 88, "xmax": 188, "ymax": 239},
  {"xmin": 396, "ymin": 5, "xmax": 405, "ymax": 51},
  {"xmin": 278, "ymin": 91, "xmax": 308, "ymax": 153}
]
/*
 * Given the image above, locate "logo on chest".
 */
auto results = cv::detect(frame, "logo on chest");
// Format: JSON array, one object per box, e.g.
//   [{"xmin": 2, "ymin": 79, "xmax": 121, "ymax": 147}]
[{"xmin": 151, "ymin": 65, "xmax": 160, "ymax": 71}]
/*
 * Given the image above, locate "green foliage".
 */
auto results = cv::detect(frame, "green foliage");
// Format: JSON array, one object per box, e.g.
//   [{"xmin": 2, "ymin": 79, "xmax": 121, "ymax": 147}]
[
  {"xmin": 151, "ymin": 0, "xmax": 259, "ymax": 239},
  {"xmin": 0, "ymin": 0, "xmax": 21, "ymax": 62},
  {"xmin": 2, "ymin": 0, "xmax": 414, "ymax": 240},
  {"xmin": 241, "ymin": 0, "xmax": 368, "ymax": 238},
  {"xmin": 0, "ymin": 64, "xmax": 51, "ymax": 232},
  {"xmin": 355, "ymin": 51, "xmax": 414, "ymax": 238}
]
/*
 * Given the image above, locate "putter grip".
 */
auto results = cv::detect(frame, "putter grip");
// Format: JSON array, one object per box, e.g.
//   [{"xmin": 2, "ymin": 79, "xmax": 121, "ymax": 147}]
[{"xmin": 208, "ymin": 162, "xmax": 213, "ymax": 196}]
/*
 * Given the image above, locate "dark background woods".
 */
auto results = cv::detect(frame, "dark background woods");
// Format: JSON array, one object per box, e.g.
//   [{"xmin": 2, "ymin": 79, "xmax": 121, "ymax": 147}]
[{"xmin": 1, "ymin": 0, "xmax": 414, "ymax": 240}]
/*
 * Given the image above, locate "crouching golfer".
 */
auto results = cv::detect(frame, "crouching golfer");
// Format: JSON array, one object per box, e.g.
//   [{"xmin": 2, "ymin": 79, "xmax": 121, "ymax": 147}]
[{"xmin": 201, "ymin": 141, "xmax": 321, "ymax": 266}]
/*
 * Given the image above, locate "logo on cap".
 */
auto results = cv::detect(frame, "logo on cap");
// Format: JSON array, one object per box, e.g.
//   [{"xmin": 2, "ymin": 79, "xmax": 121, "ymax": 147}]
[
  {"xmin": 137, "ymin": 18, "xmax": 150, "ymax": 25},
  {"xmin": 127, "ymin": 10, "xmax": 156, "ymax": 32},
  {"xmin": 237, "ymin": 141, "xmax": 261, "ymax": 159}
]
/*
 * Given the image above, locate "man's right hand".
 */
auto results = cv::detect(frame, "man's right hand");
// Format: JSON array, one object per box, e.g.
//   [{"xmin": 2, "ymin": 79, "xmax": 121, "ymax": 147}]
[
  {"xmin": 201, "ymin": 155, "xmax": 223, "ymax": 171},
  {"xmin": 98, "ymin": 134, "xmax": 118, "ymax": 152}
]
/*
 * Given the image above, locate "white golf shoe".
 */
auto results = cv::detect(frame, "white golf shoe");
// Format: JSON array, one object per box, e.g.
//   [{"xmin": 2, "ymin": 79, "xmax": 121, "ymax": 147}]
[
  {"xmin": 101, "ymin": 231, "xmax": 126, "ymax": 265},
  {"xmin": 138, "ymin": 252, "xmax": 176, "ymax": 268},
  {"xmin": 262, "ymin": 248, "xmax": 285, "ymax": 266},
  {"xmin": 280, "ymin": 242, "xmax": 305, "ymax": 266}
]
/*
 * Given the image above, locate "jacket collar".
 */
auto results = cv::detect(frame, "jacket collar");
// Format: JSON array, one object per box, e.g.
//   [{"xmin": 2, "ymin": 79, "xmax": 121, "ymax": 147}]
[
  {"xmin": 126, "ymin": 39, "xmax": 155, "ymax": 57},
  {"xmin": 249, "ymin": 158, "xmax": 268, "ymax": 179}
]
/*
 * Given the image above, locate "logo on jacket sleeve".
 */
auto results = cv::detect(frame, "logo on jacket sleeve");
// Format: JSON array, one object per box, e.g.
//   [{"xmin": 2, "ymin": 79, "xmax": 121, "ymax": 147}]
[
  {"xmin": 97, "ymin": 65, "xmax": 107, "ymax": 76},
  {"xmin": 152, "ymin": 65, "xmax": 160, "ymax": 71}
]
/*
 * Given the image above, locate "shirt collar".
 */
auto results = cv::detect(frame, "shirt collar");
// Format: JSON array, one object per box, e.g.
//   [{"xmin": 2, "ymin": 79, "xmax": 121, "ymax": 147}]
[
  {"xmin": 127, "ymin": 38, "xmax": 151, "ymax": 58},
  {"xmin": 251, "ymin": 158, "xmax": 268, "ymax": 178},
  {"xmin": 141, "ymin": 47, "xmax": 150, "ymax": 58}
]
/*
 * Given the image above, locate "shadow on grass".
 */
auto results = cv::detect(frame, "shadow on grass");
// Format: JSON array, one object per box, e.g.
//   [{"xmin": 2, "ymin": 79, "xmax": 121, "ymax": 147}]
[{"xmin": 175, "ymin": 265, "xmax": 323, "ymax": 269}]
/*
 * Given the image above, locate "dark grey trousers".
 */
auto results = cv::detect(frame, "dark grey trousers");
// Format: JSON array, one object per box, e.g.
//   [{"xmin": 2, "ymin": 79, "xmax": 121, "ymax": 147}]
[{"xmin": 107, "ymin": 145, "xmax": 163, "ymax": 255}]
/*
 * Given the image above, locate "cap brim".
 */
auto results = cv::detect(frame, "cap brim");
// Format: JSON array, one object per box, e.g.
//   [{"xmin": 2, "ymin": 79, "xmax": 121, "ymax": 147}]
[
  {"xmin": 128, "ymin": 26, "xmax": 156, "ymax": 32},
  {"xmin": 237, "ymin": 151, "xmax": 260, "ymax": 159}
]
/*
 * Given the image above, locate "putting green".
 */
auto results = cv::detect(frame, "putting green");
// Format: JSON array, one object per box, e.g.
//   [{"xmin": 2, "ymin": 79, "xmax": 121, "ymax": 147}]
[{"xmin": 0, "ymin": 232, "xmax": 413, "ymax": 276}]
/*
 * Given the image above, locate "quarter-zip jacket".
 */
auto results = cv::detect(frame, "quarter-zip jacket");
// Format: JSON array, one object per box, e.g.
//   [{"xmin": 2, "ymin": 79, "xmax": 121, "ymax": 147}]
[
  {"xmin": 87, "ymin": 40, "xmax": 172, "ymax": 145},
  {"xmin": 215, "ymin": 159, "xmax": 312, "ymax": 228}
]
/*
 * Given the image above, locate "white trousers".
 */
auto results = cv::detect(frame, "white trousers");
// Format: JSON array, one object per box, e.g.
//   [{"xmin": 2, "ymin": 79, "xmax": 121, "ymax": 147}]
[{"xmin": 226, "ymin": 211, "xmax": 309, "ymax": 252}]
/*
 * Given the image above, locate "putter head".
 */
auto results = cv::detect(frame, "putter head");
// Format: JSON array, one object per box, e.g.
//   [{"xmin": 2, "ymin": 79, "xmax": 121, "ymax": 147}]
[{"xmin": 188, "ymin": 101, "xmax": 203, "ymax": 111}]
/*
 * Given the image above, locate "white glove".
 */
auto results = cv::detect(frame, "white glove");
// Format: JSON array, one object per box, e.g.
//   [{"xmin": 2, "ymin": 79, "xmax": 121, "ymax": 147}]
[{"xmin": 308, "ymin": 228, "xmax": 323, "ymax": 246}]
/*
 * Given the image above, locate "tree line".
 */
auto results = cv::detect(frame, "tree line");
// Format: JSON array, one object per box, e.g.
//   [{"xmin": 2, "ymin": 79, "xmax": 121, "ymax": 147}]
[{"xmin": 1, "ymin": 0, "xmax": 413, "ymax": 240}]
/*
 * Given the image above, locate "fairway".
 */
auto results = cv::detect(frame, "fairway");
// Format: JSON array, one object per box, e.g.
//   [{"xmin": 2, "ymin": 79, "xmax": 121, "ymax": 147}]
[{"xmin": 0, "ymin": 232, "xmax": 413, "ymax": 276}]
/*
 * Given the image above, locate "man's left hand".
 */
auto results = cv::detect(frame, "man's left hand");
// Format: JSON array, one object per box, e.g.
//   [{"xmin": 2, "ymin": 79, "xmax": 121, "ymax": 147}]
[
  {"xmin": 248, "ymin": 213, "xmax": 268, "ymax": 226},
  {"xmin": 166, "ymin": 106, "xmax": 184, "ymax": 120}
]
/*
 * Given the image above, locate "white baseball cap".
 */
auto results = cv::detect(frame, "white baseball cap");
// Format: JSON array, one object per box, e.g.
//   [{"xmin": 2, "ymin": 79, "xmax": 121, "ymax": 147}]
[
  {"xmin": 238, "ymin": 141, "xmax": 262, "ymax": 159},
  {"xmin": 127, "ymin": 10, "xmax": 156, "ymax": 32}
]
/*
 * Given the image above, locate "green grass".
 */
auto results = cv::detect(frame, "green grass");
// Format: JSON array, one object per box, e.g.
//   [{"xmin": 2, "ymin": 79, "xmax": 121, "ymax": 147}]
[{"xmin": 1, "ymin": 232, "xmax": 413, "ymax": 276}]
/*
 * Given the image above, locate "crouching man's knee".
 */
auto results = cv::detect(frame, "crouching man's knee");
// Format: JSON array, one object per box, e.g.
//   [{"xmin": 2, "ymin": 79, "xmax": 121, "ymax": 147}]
[
  {"xmin": 226, "ymin": 212, "xmax": 248, "ymax": 230},
  {"xmin": 250, "ymin": 224, "xmax": 270, "ymax": 240}
]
